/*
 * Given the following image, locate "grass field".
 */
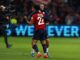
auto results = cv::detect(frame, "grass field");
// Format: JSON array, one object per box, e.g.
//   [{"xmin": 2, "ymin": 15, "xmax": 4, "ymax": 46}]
[{"xmin": 0, "ymin": 37, "xmax": 80, "ymax": 60}]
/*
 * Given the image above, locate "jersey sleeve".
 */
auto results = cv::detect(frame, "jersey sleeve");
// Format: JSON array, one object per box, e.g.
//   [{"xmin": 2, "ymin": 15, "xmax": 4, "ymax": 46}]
[
  {"xmin": 31, "ymin": 15, "xmax": 36, "ymax": 24},
  {"xmin": 43, "ymin": 14, "xmax": 50, "ymax": 23}
]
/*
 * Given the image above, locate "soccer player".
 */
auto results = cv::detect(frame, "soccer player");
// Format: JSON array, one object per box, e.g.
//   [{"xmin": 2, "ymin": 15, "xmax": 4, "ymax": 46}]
[
  {"xmin": 39, "ymin": 3, "xmax": 50, "ymax": 55},
  {"xmin": 0, "ymin": 16, "xmax": 11, "ymax": 48},
  {"xmin": 24, "ymin": 11, "xmax": 49, "ymax": 58},
  {"xmin": 31, "ymin": 4, "xmax": 50, "ymax": 57},
  {"xmin": 0, "ymin": 5, "xmax": 11, "ymax": 48}
]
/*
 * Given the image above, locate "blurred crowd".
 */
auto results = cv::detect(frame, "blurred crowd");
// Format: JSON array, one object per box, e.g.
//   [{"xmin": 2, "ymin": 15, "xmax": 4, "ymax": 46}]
[{"xmin": 0, "ymin": 0, "xmax": 80, "ymax": 25}]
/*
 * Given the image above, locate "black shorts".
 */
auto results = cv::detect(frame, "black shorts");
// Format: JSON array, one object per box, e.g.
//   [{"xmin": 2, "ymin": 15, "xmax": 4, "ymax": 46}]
[{"xmin": 32, "ymin": 29, "xmax": 47, "ymax": 41}]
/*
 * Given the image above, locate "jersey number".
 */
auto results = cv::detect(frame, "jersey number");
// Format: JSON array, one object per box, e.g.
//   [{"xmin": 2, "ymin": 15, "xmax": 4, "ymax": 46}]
[{"xmin": 37, "ymin": 17, "xmax": 44, "ymax": 25}]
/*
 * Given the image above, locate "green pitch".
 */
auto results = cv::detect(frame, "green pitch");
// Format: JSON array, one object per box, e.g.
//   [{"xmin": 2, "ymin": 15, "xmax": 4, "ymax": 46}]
[{"xmin": 0, "ymin": 37, "xmax": 80, "ymax": 60}]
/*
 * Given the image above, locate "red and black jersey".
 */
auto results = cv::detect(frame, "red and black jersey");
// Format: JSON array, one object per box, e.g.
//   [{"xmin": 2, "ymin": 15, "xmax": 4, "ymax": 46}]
[{"xmin": 31, "ymin": 11, "xmax": 46, "ymax": 31}]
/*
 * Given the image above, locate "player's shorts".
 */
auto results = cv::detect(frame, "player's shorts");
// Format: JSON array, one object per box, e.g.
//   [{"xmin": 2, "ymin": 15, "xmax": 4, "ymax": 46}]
[{"xmin": 32, "ymin": 29, "xmax": 47, "ymax": 41}]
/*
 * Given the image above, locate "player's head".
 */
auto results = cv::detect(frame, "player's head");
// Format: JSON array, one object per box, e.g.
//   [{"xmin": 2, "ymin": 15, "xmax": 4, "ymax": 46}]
[{"xmin": 39, "ymin": 3, "xmax": 45, "ymax": 10}]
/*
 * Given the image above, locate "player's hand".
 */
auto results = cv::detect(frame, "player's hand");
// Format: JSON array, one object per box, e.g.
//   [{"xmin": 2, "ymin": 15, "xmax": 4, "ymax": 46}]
[
  {"xmin": 46, "ymin": 22, "xmax": 49, "ymax": 25},
  {"xmin": 23, "ymin": 16, "xmax": 29, "ymax": 23},
  {"xmin": 24, "ymin": 16, "xmax": 28, "ymax": 20}
]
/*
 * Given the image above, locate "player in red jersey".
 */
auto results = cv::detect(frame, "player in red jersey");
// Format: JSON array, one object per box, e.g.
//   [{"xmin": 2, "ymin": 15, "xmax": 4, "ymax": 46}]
[
  {"xmin": 31, "ymin": 4, "xmax": 50, "ymax": 57},
  {"xmin": 24, "ymin": 11, "xmax": 48, "ymax": 58}
]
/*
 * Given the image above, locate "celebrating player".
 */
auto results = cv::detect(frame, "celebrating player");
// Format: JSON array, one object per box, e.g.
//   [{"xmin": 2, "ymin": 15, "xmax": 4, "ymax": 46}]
[
  {"xmin": 39, "ymin": 3, "xmax": 50, "ymax": 55},
  {"xmin": 31, "ymin": 4, "xmax": 50, "ymax": 57},
  {"xmin": 24, "ymin": 11, "xmax": 49, "ymax": 58}
]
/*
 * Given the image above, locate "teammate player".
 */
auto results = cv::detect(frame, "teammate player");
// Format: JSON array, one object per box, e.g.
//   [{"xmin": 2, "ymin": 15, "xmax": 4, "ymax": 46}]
[
  {"xmin": 39, "ymin": 3, "xmax": 50, "ymax": 55},
  {"xmin": 24, "ymin": 11, "xmax": 49, "ymax": 58},
  {"xmin": 31, "ymin": 4, "xmax": 50, "ymax": 57}
]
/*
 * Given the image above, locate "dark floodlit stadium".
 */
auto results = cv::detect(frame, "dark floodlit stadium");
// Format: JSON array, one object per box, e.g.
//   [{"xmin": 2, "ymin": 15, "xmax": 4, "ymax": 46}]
[{"xmin": 0, "ymin": 0, "xmax": 80, "ymax": 60}]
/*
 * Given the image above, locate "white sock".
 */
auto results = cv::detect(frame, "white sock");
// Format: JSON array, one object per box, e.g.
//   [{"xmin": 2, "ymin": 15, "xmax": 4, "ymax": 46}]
[
  {"xmin": 47, "ymin": 48, "xmax": 48, "ymax": 53},
  {"xmin": 32, "ymin": 49, "xmax": 35, "ymax": 53}
]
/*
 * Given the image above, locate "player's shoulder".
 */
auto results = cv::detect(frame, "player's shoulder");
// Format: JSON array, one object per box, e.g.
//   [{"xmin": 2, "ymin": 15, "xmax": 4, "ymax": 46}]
[
  {"xmin": 33, "ymin": 13, "xmax": 37, "ymax": 16},
  {"xmin": 31, "ymin": 13, "xmax": 37, "ymax": 20},
  {"xmin": 32, "ymin": 13, "xmax": 38, "ymax": 18}
]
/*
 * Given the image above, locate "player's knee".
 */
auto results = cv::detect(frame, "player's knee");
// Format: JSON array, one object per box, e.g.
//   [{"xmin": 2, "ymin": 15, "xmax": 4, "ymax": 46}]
[
  {"xmin": 46, "ymin": 39, "xmax": 49, "ymax": 44},
  {"xmin": 45, "ymin": 39, "xmax": 49, "ymax": 48},
  {"xmin": 32, "ymin": 40, "xmax": 37, "ymax": 45},
  {"xmin": 32, "ymin": 44, "xmax": 36, "ymax": 48},
  {"xmin": 42, "ymin": 40, "xmax": 46, "ymax": 45},
  {"xmin": 32, "ymin": 42, "xmax": 36, "ymax": 47}
]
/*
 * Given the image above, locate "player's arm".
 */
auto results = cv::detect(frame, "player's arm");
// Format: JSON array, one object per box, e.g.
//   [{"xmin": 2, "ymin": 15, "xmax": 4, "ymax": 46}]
[
  {"xmin": 43, "ymin": 16, "xmax": 50, "ymax": 25},
  {"xmin": 45, "ymin": 20, "xmax": 49, "ymax": 25},
  {"xmin": 24, "ymin": 16, "xmax": 34, "ymax": 25}
]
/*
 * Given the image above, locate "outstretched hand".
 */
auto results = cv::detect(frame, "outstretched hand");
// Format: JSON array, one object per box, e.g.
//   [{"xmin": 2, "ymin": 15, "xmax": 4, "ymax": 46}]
[
  {"xmin": 24, "ymin": 16, "xmax": 28, "ymax": 20},
  {"xmin": 24, "ymin": 16, "xmax": 29, "ymax": 23}
]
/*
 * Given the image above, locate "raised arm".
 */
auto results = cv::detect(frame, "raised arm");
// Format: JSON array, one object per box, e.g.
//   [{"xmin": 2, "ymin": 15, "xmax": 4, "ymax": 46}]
[{"xmin": 24, "ymin": 16, "xmax": 34, "ymax": 25}]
